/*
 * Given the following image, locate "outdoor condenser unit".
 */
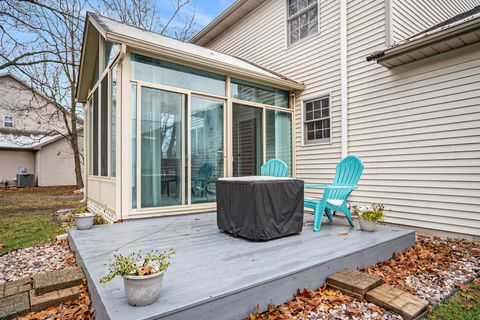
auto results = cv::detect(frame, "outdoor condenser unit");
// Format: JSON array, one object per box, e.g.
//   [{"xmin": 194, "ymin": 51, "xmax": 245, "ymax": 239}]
[{"xmin": 16, "ymin": 167, "xmax": 35, "ymax": 188}]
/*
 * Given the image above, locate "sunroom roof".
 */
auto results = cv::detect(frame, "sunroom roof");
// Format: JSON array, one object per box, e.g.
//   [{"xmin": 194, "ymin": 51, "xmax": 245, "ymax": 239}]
[{"xmin": 77, "ymin": 13, "xmax": 303, "ymax": 101}]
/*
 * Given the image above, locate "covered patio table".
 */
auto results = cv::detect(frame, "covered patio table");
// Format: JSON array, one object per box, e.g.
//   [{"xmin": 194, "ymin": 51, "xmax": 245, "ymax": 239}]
[{"xmin": 216, "ymin": 176, "xmax": 304, "ymax": 241}]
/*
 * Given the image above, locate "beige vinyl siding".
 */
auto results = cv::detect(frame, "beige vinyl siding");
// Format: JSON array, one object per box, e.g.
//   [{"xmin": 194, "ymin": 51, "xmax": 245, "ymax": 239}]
[
  {"xmin": 202, "ymin": 0, "xmax": 480, "ymax": 237},
  {"xmin": 0, "ymin": 150, "xmax": 35, "ymax": 182},
  {"xmin": 391, "ymin": 0, "xmax": 480, "ymax": 41},
  {"xmin": 36, "ymin": 136, "xmax": 83, "ymax": 186},
  {"xmin": 207, "ymin": 0, "xmax": 343, "ymax": 191},
  {"xmin": 347, "ymin": 0, "xmax": 480, "ymax": 236}
]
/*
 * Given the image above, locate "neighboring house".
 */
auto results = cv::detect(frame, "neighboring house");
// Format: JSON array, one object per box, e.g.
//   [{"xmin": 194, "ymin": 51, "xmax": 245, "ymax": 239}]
[
  {"xmin": 77, "ymin": 1, "xmax": 480, "ymax": 240},
  {"xmin": 0, "ymin": 73, "xmax": 84, "ymax": 186}
]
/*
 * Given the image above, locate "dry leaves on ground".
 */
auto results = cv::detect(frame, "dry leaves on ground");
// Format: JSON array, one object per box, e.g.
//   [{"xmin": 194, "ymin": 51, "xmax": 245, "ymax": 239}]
[
  {"xmin": 16, "ymin": 284, "xmax": 94, "ymax": 320},
  {"xmin": 249, "ymin": 286, "xmax": 352, "ymax": 320},
  {"xmin": 362, "ymin": 236, "xmax": 480, "ymax": 298},
  {"xmin": 247, "ymin": 236, "xmax": 479, "ymax": 320}
]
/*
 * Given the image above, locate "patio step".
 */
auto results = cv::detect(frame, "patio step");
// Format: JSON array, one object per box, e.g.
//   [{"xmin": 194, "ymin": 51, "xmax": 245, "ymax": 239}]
[
  {"xmin": 0, "ymin": 292, "xmax": 30, "ymax": 320},
  {"xmin": 0, "ymin": 267, "xmax": 86, "ymax": 319},
  {"xmin": 366, "ymin": 284, "xmax": 429, "ymax": 320},
  {"xmin": 326, "ymin": 268, "xmax": 383, "ymax": 300},
  {"xmin": 30, "ymin": 285, "xmax": 83, "ymax": 312},
  {"xmin": 32, "ymin": 266, "xmax": 85, "ymax": 295}
]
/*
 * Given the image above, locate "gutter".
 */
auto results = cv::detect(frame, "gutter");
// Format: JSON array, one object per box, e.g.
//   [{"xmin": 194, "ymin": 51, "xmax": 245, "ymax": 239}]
[
  {"xmin": 366, "ymin": 14, "xmax": 480, "ymax": 63},
  {"xmin": 190, "ymin": 0, "xmax": 249, "ymax": 45}
]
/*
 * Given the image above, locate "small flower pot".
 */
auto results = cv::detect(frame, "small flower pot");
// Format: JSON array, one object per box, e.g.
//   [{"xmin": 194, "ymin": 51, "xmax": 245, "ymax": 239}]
[
  {"xmin": 75, "ymin": 213, "xmax": 95, "ymax": 230},
  {"xmin": 358, "ymin": 217, "xmax": 378, "ymax": 232},
  {"xmin": 123, "ymin": 271, "xmax": 165, "ymax": 307}
]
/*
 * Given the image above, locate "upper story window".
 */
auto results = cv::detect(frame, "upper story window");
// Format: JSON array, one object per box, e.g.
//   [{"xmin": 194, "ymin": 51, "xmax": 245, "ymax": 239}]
[
  {"xmin": 304, "ymin": 95, "xmax": 330, "ymax": 144},
  {"xmin": 288, "ymin": 0, "xmax": 318, "ymax": 45},
  {"xmin": 3, "ymin": 115, "xmax": 14, "ymax": 128}
]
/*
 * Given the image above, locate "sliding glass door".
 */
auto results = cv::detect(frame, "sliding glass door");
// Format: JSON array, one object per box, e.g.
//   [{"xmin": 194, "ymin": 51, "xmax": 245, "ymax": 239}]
[
  {"xmin": 140, "ymin": 87, "xmax": 184, "ymax": 208},
  {"xmin": 232, "ymin": 103, "xmax": 263, "ymax": 177},
  {"xmin": 190, "ymin": 97, "xmax": 224, "ymax": 204}
]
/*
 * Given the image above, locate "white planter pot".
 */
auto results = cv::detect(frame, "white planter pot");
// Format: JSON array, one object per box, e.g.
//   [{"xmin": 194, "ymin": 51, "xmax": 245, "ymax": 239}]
[
  {"xmin": 358, "ymin": 217, "xmax": 378, "ymax": 232},
  {"xmin": 123, "ymin": 271, "xmax": 165, "ymax": 307},
  {"xmin": 75, "ymin": 214, "xmax": 95, "ymax": 230}
]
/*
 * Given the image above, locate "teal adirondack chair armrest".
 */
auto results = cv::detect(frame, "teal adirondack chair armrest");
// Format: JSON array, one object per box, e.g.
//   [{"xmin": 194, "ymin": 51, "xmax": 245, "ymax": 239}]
[
  {"xmin": 304, "ymin": 184, "xmax": 357, "ymax": 190},
  {"xmin": 304, "ymin": 183, "xmax": 330, "ymax": 189}
]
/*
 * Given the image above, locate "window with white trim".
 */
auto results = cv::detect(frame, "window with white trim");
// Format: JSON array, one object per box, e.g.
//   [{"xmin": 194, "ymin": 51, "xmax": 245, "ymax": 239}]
[
  {"xmin": 287, "ymin": 0, "xmax": 318, "ymax": 45},
  {"xmin": 3, "ymin": 115, "xmax": 14, "ymax": 128},
  {"xmin": 304, "ymin": 96, "xmax": 330, "ymax": 144}
]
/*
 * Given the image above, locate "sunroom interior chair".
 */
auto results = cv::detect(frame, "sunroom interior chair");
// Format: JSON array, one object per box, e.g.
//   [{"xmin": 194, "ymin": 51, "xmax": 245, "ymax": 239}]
[
  {"xmin": 261, "ymin": 159, "xmax": 289, "ymax": 177},
  {"xmin": 304, "ymin": 155, "xmax": 364, "ymax": 232}
]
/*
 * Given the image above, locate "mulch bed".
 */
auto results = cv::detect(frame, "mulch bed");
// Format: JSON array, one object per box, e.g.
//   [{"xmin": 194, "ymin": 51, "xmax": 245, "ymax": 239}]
[{"xmin": 249, "ymin": 236, "xmax": 479, "ymax": 320}]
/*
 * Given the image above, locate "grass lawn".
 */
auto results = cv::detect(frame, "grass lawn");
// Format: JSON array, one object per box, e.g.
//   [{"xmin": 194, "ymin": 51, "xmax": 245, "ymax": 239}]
[
  {"xmin": 0, "ymin": 186, "xmax": 82, "ymax": 255},
  {"xmin": 427, "ymin": 279, "xmax": 480, "ymax": 320}
]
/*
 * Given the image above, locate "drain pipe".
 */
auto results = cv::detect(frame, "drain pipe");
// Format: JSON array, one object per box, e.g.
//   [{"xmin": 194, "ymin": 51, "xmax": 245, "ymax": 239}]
[{"xmin": 340, "ymin": 0, "xmax": 348, "ymax": 158}]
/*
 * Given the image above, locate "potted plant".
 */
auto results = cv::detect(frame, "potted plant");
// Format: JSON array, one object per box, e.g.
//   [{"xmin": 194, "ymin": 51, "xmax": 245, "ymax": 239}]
[
  {"xmin": 100, "ymin": 248, "xmax": 176, "ymax": 307},
  {"xmin": 352, "ymin": 203, "xmax": 385, "ymax": 232},
  {"xmin": 74, "ymin": 205, "xmax": 95, "ymax": 230}
]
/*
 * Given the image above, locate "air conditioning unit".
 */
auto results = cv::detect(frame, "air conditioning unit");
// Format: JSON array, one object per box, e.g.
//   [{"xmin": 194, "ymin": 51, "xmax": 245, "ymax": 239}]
[{"xmin": 16, "ymin": 167, "xmax": 35, "ymax": 188}]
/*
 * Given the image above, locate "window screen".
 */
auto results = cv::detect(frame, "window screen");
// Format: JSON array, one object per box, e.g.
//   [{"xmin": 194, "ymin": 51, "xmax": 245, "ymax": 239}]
[
  {"xmin": 101, "ymin": 75, "xmax": 109, "ymax": 176},
  {"xmin": 92, "ymin": 89, "xmax": 99, "ymax": 175}
]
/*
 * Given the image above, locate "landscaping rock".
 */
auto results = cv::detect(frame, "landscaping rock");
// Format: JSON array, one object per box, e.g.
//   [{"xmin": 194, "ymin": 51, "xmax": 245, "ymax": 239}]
[
  {"xmin": 33, "ymin": 267, "xmax": 84, "ymax": 295},
  {"xmin": 30, "ymin": 285, "xmax": 83, "ymax": 312},
  {"xmin": 0, "ymin": 242, "xmax": 73, "ymax": 282},
  {"xmin": 326, "ymin": 268, "xmax": 383, "ymax": 300},
  {"xmin": 0, "ymin": 292, "xmax": 30, "ymax": 320},
  {"xmin": 366, "ymin": 284, "xmax": 428, "ymax": 320},
  {"xmin": 0, "ymin": 277, "xmax": 32, "ymax": 299}
]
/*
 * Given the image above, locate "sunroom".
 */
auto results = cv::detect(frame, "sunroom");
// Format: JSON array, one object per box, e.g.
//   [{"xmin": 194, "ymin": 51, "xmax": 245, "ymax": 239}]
[{"xmin": 76, "ymin": 13, "xmax": 305, "ymax": 221}]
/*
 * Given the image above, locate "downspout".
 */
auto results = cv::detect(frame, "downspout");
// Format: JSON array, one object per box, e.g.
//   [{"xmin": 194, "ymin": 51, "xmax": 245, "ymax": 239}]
[{"xmin": 340, "ymin": 0, "xmax": 348, "ymax": 158}]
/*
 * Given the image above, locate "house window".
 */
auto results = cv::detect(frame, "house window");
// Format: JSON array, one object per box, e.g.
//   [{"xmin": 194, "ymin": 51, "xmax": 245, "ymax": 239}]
[
  {"xmin": 288, "ymin": 0, "xmax": 318, "ymax": 45},
  {"xmin": 304, "ymin": 96, "xmax": 330, "ymax": 144},
  {"xmin": 3, "ymin": 115, "xmax": 14, "ymax": 128}
]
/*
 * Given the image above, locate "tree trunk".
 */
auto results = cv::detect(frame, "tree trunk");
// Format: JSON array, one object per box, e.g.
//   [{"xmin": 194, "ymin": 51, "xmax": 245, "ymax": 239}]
[{"xmin": 70, "ymin": 127, "xmax": 84, "ymax": 189}]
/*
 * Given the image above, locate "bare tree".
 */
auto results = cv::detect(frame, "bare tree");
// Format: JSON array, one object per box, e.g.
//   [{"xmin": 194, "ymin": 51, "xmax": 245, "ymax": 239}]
[
  {"xmin": 89, "ymin": 0, "xmax": 197, "ymax": 40},
  {"xmin": 0, "ymin": 0, "xmax": 198, "ymax": 189}
]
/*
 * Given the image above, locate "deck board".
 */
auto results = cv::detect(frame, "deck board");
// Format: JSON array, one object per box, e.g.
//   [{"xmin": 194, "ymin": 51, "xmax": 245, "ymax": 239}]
[{"xmin": 69, "ymin": 212, "xmax": 415, "ymax": 320}]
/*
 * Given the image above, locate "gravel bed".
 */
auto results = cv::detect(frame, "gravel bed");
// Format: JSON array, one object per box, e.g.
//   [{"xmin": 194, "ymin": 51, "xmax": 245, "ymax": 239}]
[
  {"xmin": 302, "ymin": 300, "xmax": 403, "ymax": 320},
  {"xmin": 404, "ymin": 239, "xmax": 479, "ymax": 303},
  {"xmin": 0, "ymin": 241, "xmax": 74, "ymax": 282}
]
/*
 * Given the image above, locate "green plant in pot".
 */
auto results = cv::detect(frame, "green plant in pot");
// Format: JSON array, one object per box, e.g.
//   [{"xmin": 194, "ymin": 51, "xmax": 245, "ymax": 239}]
[
  {"xmin": 352, "ymin": 203, "xmax": 385, "ymax": 232},
  {"xmin": 100, "ymin": 248, "xmax": 176, "ymax": 307},
  {"xmin": 74, "ymin": 205, "xmax": 95, "ymax": 230}
]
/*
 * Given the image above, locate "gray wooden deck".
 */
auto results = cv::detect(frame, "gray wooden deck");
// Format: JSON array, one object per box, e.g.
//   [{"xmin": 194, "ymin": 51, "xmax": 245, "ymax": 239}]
[{"xmin": 69, "ymin": 212, "xmax": 415, "ymax": 320}]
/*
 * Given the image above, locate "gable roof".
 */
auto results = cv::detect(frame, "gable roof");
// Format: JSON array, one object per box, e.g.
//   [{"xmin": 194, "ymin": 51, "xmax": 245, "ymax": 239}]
[
  {"xmin": 76, "ymin": 12, "xmax": 303, "ymax": 101},
  {"xmin": 190, "ymin": 0, "xmax": 262, "ymax": 46},
  {"xmin": 367, "ymin": 6, "xmax": 480, "ymax": 68}
]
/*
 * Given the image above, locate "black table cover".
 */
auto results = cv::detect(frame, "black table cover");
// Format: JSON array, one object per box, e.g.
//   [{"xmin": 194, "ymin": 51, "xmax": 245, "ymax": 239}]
[{"xmin": 216, "ymin": 177, "xmax": 304, "ymax": 241}]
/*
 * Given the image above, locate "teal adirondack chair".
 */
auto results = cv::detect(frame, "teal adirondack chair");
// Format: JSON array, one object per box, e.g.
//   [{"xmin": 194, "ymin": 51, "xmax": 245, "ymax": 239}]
[
  {"xmin": 304, "ymin": 155, "xmax": 364, "ymax": 232},
  {"xmin": 261, "ymin": 159, "xmax": 288, "ymax": 177},
  {"xmin": 192, "ymin": 163, "xmax": 213, "ymax": 199}
]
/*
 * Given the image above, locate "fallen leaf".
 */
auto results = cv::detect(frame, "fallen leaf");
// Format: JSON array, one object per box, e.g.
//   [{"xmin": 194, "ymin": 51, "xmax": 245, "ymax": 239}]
[{"xmin": 346, "ymin": 307, "xmax": 361, "ymax": 316}]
